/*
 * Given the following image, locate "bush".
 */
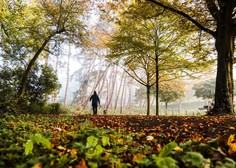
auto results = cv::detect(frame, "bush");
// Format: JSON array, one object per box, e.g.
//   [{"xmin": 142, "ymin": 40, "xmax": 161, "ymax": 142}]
[
  {"xmin": 0, "ymin": 65, "xmax": 61, "ymax": 114},
  {"xmin": 49, "ymin": 103, "xmax": 61, "ymax": 114}
]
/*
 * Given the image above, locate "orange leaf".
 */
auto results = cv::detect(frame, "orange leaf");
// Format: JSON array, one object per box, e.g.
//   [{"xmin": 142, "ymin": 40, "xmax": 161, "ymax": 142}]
[
  {"xmin": 70, "ymin": 149, "xmax": 77, "ymax": 155},
  {"xmin": 76, "ymin": 159, "xmax": 88, "ymax": 168}
]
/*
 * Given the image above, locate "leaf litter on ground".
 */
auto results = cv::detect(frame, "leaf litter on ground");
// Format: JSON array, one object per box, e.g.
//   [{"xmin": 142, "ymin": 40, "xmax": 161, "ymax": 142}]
[{"xmin": 0, "ymin": 113, "xmax": 236, "ymax": 167}]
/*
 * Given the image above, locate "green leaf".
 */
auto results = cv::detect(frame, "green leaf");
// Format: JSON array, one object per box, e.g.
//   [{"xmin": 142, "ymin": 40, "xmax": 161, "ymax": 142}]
[
  {"xmin": 79, "ymin": 119, "xmax": 90, "ymax": 127},
  {"xmin": 88, "ymin": 161, "xmax": 98, "ymax": 168},
  {"xmin": 158, "ymin": 142, "xmax": 178, "ymax": 157},
  {"xmin": 155, "ymin": 157, "xmax": 178, "ymax": 168},
  {"xmin": 215, "ymin": 158, "xmax": 236, "ymax": 168},
  {"xmin": 94, "ymin": 145, "xmax": 104, "ymax": 155},
  {"xmin": 181, "ymin": 151, "xmax": 208, "ymax": 167},
  {"xmin": 24, "ymin": 140, "xmax": 34, "ymax": 155},
  {"xmin": 33, "ymin": 133, "xmax": 51, "ymax": 149},
  {"xmin": 86, "ymin": 136, "xmax": 98, "ymax": 148},
  {"xmin": 102, "ymin": 136, "xmax": 110, "ymax": 147}
]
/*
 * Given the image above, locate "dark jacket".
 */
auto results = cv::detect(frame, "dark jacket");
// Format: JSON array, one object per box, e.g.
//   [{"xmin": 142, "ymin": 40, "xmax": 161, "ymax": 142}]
[{"xmin": 90, "ymin": 93, "xmax": 100, "ymax": 107}]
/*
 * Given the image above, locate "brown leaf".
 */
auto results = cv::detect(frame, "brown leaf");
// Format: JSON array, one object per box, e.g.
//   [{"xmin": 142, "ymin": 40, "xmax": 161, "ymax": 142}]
[{"xmin": 76, "ymin": 159, "xmax": 88, "ymax": 168}]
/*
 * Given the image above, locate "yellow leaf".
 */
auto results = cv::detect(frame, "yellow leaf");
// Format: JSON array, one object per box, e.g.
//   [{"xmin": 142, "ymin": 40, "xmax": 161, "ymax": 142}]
[
  {"xmin": 70, "ymin": 149, "xmax": 77, "ymax": 155},
  {"xmin": 32, "ymin": 162, "xmax": 42, "ymax": 168},
  {"xmin": 174, "ymin": 146, "xmax": 183, "ymax": 152},
  {"xmin": 118, "ymin": 138, "xmax": 124, "ymax": 143},
  {"xmin": 227, "ymin": 135, "xmax": 236, "ymax": 152},
  {"xmin": 146, "ymin": 135, "xmax": 154, "ymax": 141},
  {"xmin": 229, "ymin": 126, "xmax": 235, "ymax": 130},
  {"xmin": 132, "ymin": 153, "xmax": 143, "ymax": 163},
  {"xmin": 57, "ymin": 145, "xmax": 66, "ymax": 151}
]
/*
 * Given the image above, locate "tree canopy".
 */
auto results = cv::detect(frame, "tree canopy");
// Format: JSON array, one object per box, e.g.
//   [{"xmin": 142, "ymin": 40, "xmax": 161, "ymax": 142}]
[
  {"xmin": 0, "ymin": 0, "xmax": 87, "ymax": 97},
  {"xmin": 0, "ymin": 0, "xmax": 88, "ymax": 112},
  {"xmin": 104, "ymin": 0, "xmax": 213, "ymax": 115},
  {"xmin": 146, "ymin": 0, "xmax": 236, "ymax": 115}
]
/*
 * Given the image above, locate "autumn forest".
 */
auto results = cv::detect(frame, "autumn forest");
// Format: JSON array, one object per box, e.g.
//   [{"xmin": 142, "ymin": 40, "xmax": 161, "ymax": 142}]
[{"xmin": 0, "ymin": 0, "xmax": 236, "ymax": 167}]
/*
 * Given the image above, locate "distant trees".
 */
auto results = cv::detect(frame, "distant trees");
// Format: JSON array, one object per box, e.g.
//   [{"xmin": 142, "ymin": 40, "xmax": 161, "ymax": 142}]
[
  {"xmin": 193, "ymin": 79, "xmax": 215, "ymax": 100},
  {"xmin": 159, "ymin": 80, "xmax": 185, "ymax": 111},
  {"xmin": 193, "ymin": 79, "xmax": 236, "ymax": 100}
]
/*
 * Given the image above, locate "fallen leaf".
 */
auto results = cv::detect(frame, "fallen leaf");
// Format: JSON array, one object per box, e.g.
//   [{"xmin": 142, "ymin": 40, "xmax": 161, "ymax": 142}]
[
  {"xmin": 132, "ymin": 153, "xmax": 143, "ymax": 163},
  {"xmin": 76, "ymin": 159, "xmax": 88, "ymax": 168},
  {"xmin": 57, "ymin": 145, "xmax": 66, "ymax": 151}
]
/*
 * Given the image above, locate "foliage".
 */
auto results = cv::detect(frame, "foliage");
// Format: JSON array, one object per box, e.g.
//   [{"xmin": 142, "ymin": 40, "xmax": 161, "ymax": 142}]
[
  {"xmin": 103, "ymin": 0, "xmax": 213, "ymax": 115},
  {"xmin": 144, "ymin": 0, "xmax": 236, "ymax": 115},
  {"xmin": 0, "ymin": 0, "xmax": 88, "ymax": 97},
  {"xmin": 193, "ymin": 78, "xmax": 215, "ymax": 100},
  {"xmin": 0, "ymin": 64, "xmax": 60, "ymax": 113},
  {"xmin": 0, "ymin": 113, "xmax": 235, "ymax": 167},
  {"xmin": 159, "ymin": 80, "xmax": 185, "ymax": 108},
  {"xmin": 193, "ymin": 79, "xmax": 236, "ymax": 100}
]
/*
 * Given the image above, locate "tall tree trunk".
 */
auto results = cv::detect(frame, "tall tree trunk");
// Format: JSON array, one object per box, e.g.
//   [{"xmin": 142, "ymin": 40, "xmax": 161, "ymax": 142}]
[
  {"xmin": 115, "ymin": 71, "xmax": 125, "ymax": 109},
  {"xmin": 146, "ymin": 85, "xmax": 151, "ymax": 115},
  {"xmin": 82, "ymin": 59, "xmax": 104, "ymax": 107},
  {"xmin": 18, "ymin": 29, "xmax": 65, "ymax": 97},
  {"xmin": 120, "ymin": 75, "xmax": 127, "ymax": 114},
  {"xmin": 105, "ymin": 66, "xmax": 117, "ymax": 112},
  {"xmin": 213, "ymin": 22, "xmax": 235, "ymax": 115},
  {"xmin": 155, "ymin": 62, "xmax": 159, "ymax": 115},
  {"xmin": 64, "ymin": 44, "xmax": 71, "ymax": 105},
  {"xmin": 155, "ymin": 37, "xmax": 159, "ymax": 116},
  {"xmin": 127, "ymin": 81, "xmax": 133, "ymax": 109},
  {"xmin": 165, "ymin": 102, "xmax": 168, "ymax": 115},
  {"xmin": 53, "ymin": 42, "xmax": 60, "ymax": 103},
  {"xmin": 19, "ymin": 39, "xmax": 50, "ymax": 97},
  {"xmin": 97, "ymin": 66, "xmax": 109, "ymax": 101}
]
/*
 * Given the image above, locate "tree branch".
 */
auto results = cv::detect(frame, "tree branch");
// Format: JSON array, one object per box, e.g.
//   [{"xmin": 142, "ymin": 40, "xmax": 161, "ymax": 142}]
[
  {"xmin": 147, "ymin": 0, "xmax": 216, "ymax": 37},
  {"xmin": 205, "ymin": 0, "xmax": 221, "ymax": 21},
  {"xmin": 0, "ymin": 23, "xmax": 9, "ymax": 38}
]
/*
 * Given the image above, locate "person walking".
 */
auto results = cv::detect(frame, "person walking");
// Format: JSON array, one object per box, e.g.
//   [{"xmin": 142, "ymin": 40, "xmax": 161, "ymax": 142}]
[{"xmin": 90, "ymin": 91, "xmax": 100, "ymax": 115}]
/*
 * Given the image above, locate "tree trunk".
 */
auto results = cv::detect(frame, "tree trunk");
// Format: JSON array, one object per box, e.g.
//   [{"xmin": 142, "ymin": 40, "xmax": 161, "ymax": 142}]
[
  {"xmin": 105, "ymin": 66, "xmax": 117, "ymax": 112},
  {"xmin": 155, "ymin": 54, "xmax": 159, "ymax": 116},
  {"xmin": 165, "ymin": 102, "xmax": 168, "ymax": 115},
  {"xmin": 18, "ymin": 29, "xmax": 65, "ymax": 97},
  {"xmin": 155, "ymin": 36, "xmax": 159, "ymax": 116},
  {"xmin": 64, "ymin": 44, "xmax": 71, "ymax": 105},
  {"xmin": 19, "ymin": 39, "xmax": 50, "ymax": 97},
  {"xmin": 120, "ymin": 75, "xmax": 127, "ymax": 114},
  {"xmin": 114, "ymin": 72, "xmax": 125, "ymax": 109},
  {"xmin": 53, "ymin": 42, "xmax": 60, "ymax": 103},
  {"xmin": 146, "ymin": 85, "xmax": 151, "ymax": 115},
  {"xmin": 213, "ymin": 23, "xmax": 235, "ymax": 115}
]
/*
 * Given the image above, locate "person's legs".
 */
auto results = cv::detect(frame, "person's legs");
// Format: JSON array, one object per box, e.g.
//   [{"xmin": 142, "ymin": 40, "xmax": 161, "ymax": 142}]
[
  {"xmin": 92, "ymin": 106, "xmax": 97, "ymax": 115},
  {"xmin": 94, "ymin": 106, "xmax": 97, "ymax": 115}
]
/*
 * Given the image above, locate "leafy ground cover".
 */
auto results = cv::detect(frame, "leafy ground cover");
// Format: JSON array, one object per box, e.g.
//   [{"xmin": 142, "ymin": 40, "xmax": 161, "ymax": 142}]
[{"xmin": 0, "ymin": 114, "xmax": 236, "ymax": 168}]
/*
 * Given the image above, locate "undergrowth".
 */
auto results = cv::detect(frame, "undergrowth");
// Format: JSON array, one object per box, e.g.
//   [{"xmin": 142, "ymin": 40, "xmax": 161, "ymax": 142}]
[{"xmin": 0, "ymin": 113, "xmax": 235, "ymax": 168}]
